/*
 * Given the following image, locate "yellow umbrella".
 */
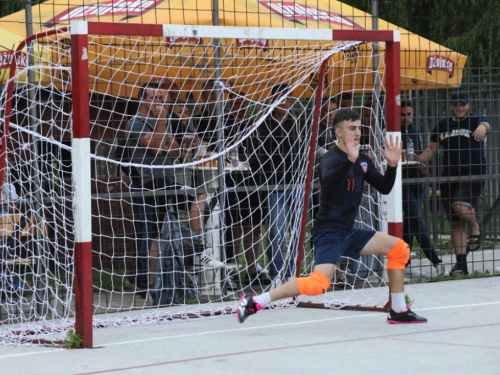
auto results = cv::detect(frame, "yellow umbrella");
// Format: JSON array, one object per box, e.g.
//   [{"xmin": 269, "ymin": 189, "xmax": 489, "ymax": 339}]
[
  {"xmin": 0, "ymin": 0, "xmax": 466, "ymax": 96},
  {"xmin": 0, "ymin": 25, "xmax": 53, "ymax": 85}
]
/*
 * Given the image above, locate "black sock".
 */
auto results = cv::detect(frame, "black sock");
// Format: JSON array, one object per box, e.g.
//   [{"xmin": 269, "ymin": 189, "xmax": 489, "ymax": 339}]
[{"xmin": 456, "ymin": 254, "xmax": 467, "ymax": 269}]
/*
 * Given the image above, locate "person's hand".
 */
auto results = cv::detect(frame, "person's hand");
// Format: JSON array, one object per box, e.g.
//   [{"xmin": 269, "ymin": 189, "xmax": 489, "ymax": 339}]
[
  {"xmin": 184, "ymin": 135, "xmax": 196, "ymax": 149},
  {"xmin": 152, "ymin": 104, "xmax": 169, "ymax": 119},
  {"xmin": 418, "ymin": 163, "xmax": 429, "ymax": 175},
  {"xmin": 380, "ymin": 135, "xmax": 402, "ymax": 168},
  {"xmin": 472, "ymin": 123, "xmax": 488, "ymax": 142},
  {"xmin": 344, "ymin": 131, "xmax": 359, "ymax": 163}
]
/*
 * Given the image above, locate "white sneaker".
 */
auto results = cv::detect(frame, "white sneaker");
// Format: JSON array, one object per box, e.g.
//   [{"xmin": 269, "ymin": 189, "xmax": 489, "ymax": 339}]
[
  {"xmin": 404, "ymin": 267, "xmax": 426, "ymax": 278},
  {"xmin": 433, "ymin": 263, "xmax": 449, "ymax": 276},
  {"xmin": 195, "ymin": 250, "xmax": 225, "ymax": 269},
  {"xmin": 256, "ymin": 264, "xmax": 269, "ymax": 274}
]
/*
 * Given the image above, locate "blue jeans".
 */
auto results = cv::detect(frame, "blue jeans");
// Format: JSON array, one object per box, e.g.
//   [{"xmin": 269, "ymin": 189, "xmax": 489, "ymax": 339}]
[
  {"xmin": 403, "ymin": 184, "xmax": 441, "ymax": 265},
  {"xmin": 267, "ymin": 190, "xmax": 304, "ymax": 279},
  {"xmin": 131, "ymin": 180, "xmax": 158, "ymax": 288}
]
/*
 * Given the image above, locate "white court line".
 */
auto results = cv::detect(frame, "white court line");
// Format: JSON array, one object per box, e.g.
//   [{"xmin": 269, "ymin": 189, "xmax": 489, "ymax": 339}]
[{"xmin": 1, "ymin": 300, "xmax": 499, "ymax": 359}]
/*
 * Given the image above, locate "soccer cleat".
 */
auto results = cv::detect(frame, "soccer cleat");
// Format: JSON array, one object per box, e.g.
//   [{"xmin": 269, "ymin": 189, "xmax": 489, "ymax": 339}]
[
  {"xmin": 236, "ymin": 294, "xmax": 262, "ymax": 323},
  {"xmin": 387, "ymin": 308, "xmax": 428, "ymax": 324}
]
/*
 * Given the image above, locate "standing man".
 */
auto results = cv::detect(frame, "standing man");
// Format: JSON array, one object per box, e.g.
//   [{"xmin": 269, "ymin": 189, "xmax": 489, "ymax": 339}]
[
  {"xmin": 259, "ymin": 84, "xmax": 304, "ymax": 282},
  {"xmin": 126, "ymin": 82, "xmax": 180, "ymax": 289},
  {"xmin": 400, "ymin": 100, "xmax": 447, "ymax": 278},
  {"xmin": 316, "ymin": 96, "xmax": 339, "ymax": 158},
  {"xmin": 237, "ymin": 109, "xmax": 427, "ymax": 324},
  {"xmin": 415, "ymin": 93, "xmax": 489, "ymax": 276}
]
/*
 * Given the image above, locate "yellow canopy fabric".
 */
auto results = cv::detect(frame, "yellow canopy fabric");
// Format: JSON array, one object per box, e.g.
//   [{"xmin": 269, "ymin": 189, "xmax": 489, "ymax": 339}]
[{"xmin": 0, "ymin": 0, "xmax": 466, "ymax": 91}]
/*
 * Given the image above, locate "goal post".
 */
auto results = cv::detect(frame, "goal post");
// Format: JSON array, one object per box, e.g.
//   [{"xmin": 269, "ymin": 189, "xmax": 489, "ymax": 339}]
[{"xmin": 0, "ymin": 22, "xmax": 401, "ymax": 347}]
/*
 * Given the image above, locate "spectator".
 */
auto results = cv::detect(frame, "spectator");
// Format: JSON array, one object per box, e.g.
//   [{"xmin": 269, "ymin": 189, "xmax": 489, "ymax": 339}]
[
  {"xmin": 415, "ymin": 92, "xmax": 490, "ymax": 276},
  {"xmin": 0, "ymin": 165, "xmax": 28, "ymax": 292},
  {"xmin": 195, "ymin": 80, "xmax": 222, "ymax": 149},
  {"xmin": 400, "ymin": 100, "xmax": 447, "ymax": 278},
  {"xmin": 125, "ymin": 83, "xmax": 222, "ymax": 292},
  {"xmin": 258, "ymin": 84, "xmax": 304, "ymax": 282},
  {"xmin": 0, "ymin": 166, "xmax": 18, "ymax": 215},
  {"xmin": 317, "ymin": 96, "xmax": 339, "ymax": 158},
  {"xmin": 168, "ymin": 100, "xmax": 207, "ymax": 248},
  {"xmin": 311, "ymin": 97, "xmax": 338, "ymax": 258},
  {"xmin": 339, "ymin": 92, "xmax": 354, "ymax": 109},
  {"xmin": 224, "ymin": 92, "xmax": 271, "ymax": 288},
  {"xmin": 125, "ymin": 82, "xmax": 179, "ymax": 289}
]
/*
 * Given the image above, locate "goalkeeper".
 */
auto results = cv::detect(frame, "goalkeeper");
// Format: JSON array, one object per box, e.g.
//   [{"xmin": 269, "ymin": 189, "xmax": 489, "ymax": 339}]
[{"xmin": 237, "ymin": 109, "xmax": 427, "ymax": 324}]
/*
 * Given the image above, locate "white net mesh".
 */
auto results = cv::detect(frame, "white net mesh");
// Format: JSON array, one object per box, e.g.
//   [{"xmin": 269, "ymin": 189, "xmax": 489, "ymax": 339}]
[{"xmin": 0, "ymin": 26, "xmax": 390, "ymax": 345}]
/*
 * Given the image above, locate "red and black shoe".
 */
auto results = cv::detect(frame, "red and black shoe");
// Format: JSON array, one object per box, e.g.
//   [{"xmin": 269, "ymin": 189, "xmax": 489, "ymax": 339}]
[{"xmin": 236, "ymin": 294, "xmax": 262, "ymax": 323}]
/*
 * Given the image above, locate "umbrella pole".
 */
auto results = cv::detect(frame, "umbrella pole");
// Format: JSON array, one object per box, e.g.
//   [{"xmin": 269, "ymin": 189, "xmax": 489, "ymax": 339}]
[{"xmin": 212, "ymin": 0, "xmax": 229, "ymax": 293}]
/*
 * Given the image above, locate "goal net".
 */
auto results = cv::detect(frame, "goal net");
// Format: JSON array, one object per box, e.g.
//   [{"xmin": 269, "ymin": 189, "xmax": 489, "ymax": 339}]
[{"xmin": 0, "ymin": 23, "xmax": 398, "ymax": 346}]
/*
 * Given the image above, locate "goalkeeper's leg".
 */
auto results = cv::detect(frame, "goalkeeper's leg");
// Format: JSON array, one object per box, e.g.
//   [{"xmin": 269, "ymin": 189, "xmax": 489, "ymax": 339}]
[
  {"xmin": 360, "ymin": 233, "xmax": 427, "ymax": 324},
  {"xmin": 236, "ymin": 265, "xmax": 335, "ymax": 324}
]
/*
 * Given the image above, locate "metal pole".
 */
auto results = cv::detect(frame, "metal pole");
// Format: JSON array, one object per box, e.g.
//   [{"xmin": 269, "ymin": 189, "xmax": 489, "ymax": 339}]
[
  {"xmin": 25, "ymin": 0, "xmax": 47, "ymax": 317},
  {"xmin": 371, "ymin": 0, "xmax": 380, "ymax": 122},
  {"xmin": 211, "ymin": 0, "xmax": 229, "ymax": 291}
]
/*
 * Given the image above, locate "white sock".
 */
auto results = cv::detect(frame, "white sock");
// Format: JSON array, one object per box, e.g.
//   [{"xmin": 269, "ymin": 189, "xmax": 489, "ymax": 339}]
[
  {"xmin": 391, "ymin": 293, "xmax": 407, "ymax": 313},
  {"xmin": 254, "ymin": 292, "xmax": 271, "ymax": 307}
]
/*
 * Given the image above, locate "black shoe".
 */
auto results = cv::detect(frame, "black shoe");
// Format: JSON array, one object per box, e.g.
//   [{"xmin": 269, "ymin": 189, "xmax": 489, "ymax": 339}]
[
  {"xmin": 450, "ymin": 263, "xmax": 469, "ymax": 277},
  {"xmin": 387, "ymin": 308, "xmax": 427, "ymax": 324},
  {"xmin": 236, "ymin": 294, "xmax": 262, "ymax": 323}
]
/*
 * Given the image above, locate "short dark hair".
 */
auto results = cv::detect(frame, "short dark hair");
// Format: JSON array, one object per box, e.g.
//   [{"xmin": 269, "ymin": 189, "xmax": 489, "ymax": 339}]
[
  {"xmin": 229, "ymin": 91, "xmax": 246, "ymax": 100},
  {"xmin": 400, "ymin": 99, "xmax": 413, "ymax": 108},
  {"xmin": 271, "ymin": 84, "xmax": 289, "ymax": 97},
  {"xmin": 339, "ymin": 92, "xmax": 353, "ymax": 101},
  {"xmin": 322, "ymin": 96, "xmax": 339, "ymax": 106},
  {"xmin": 332, "ymin": 109, "xmax": 360, "ymax": 129},
  {"xmin": 202, "ymin": 80, "xmax": 216, "ymax": 91},
  {"xmin": 138, "ymin": 82, "xmax": 160, "ymax": 100}
]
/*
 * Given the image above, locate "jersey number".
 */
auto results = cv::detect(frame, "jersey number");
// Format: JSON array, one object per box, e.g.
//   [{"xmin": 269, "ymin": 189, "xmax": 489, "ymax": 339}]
[{"xmin": 346, "ymin": 178, "xmax": 355, "ymax": 192}]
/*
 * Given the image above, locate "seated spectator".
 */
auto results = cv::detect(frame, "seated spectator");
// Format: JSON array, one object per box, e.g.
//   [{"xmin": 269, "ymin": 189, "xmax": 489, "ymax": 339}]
[{"xmin": 0, "ymin": 165, "xmax": 28, "ymax": 292}]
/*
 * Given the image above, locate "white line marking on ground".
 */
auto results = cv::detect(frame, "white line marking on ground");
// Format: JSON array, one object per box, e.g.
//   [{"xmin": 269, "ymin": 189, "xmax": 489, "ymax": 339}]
[{"xmin": 1, "ymin": 300, "xmax": 499, "ymax": 359}]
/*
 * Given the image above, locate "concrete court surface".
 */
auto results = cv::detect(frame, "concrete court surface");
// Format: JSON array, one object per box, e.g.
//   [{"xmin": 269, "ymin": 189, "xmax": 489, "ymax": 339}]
[{"xmin": 1, "ymin": 277, "xmax": 499, "ymax": 375}]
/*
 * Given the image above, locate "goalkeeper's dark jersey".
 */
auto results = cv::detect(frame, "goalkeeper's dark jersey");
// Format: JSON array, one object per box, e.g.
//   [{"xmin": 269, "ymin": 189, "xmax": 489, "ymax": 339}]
[{"xmin": 313, "ymin": 146, "xmax": 397, "ymax": 233}]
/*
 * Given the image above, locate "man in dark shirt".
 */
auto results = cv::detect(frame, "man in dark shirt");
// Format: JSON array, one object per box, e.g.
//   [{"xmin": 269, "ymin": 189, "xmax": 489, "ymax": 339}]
[
  {"xmin": 258, "ymin": 84, "xmax": 304, "ymax": 281},
  {"xmin": 237, "ymin": 109, "xmax": 427, "ymax": 324},
  {"xmin": 400, "ymin": 100, "xmax": 446, "ymax": 278},
  {"xmin": 415, "ymin": 92, "xmax": 490, "ymax": 276}
]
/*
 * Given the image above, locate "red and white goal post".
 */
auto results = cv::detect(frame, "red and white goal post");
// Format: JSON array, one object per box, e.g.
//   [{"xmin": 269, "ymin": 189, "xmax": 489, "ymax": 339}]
[{"xmin": 0, "ymin": 22, "xmax": 400, "ymax": 347}]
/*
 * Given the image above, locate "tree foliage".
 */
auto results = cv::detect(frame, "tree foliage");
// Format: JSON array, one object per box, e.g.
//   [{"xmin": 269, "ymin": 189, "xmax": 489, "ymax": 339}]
[
  {"xmin": 342, "ymin": 0, "xmax": 500, "ymax": 73},
  {"xmin": 0, "ymin": 0, "xmax": 46, "ymax": 19}
]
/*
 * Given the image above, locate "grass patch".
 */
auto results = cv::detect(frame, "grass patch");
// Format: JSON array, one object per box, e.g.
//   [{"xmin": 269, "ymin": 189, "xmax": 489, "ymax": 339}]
[{"xmin": 62, "ymin": 329, "xmax": 83, "ymax": 349}]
